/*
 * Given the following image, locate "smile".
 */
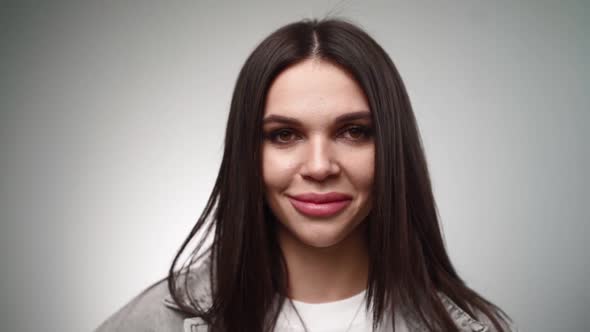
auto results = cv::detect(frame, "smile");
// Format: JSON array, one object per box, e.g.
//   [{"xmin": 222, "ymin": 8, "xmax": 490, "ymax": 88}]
[{"xmin": 287, "ymin": 192, "xmax": 352, "ymax": 218}]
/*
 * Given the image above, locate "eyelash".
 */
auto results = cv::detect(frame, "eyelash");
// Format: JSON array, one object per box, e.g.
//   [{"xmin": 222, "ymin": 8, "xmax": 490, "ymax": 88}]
[{"xmin": 265, "ymin": 125, "xmax": 373, "ymax": 145}]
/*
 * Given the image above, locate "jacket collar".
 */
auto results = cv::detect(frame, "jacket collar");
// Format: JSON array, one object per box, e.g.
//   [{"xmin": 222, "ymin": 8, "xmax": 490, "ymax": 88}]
[{"xmin": 163, "ymin": 254, "xmax": 214, "ymax": 312}]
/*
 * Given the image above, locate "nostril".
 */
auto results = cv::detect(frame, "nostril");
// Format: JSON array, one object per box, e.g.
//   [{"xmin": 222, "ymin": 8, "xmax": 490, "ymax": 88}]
[{"xmin": 300, "ymin": 161, "xmax": 340, "ymax": 182}]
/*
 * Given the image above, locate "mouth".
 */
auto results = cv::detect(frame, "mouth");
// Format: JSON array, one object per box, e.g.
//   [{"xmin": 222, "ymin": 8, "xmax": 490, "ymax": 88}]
[{"xmin": 287, "ymin": 192, "xmax": 352, "ymax": 218}]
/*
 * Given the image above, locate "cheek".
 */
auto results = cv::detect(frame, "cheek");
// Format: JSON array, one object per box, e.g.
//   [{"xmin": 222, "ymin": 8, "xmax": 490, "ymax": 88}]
[
  {"xmin": 262, "ymin": 146, "xmax": 300, "ymax": 191},
  {"xmin": 341, "ymin": 145, "xmax": 375, "ymax": 191}
]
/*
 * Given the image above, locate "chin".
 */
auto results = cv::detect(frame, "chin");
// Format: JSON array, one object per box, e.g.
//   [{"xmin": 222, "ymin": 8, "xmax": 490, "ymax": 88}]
[
  {"xmin": 280, "ymin": 215, "xmax": 365, "ymax": 249},
  {"xmin": 300, "ymin": 233, "xmax": 347, "ymax": 249}
]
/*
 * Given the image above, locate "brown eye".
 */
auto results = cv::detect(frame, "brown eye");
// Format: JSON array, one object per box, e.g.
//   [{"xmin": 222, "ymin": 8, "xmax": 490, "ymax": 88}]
[
  {"xmin": 269, "ymin": 129, "xmax": 298, "ymax": 144},
  {"xmin": 277, "ymin": 130, "xmax": 294, "ymax": 142},
  {"xmin": 347, "ymin": 127, "xmax": 364, "ymax": 139},
  {"xmin": 341, "ymin": 125, "xmax": 372, "ymax": 141}
]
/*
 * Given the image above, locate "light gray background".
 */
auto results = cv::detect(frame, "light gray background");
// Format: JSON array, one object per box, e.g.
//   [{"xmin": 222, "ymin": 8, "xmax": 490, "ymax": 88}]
[{"xmin": 1, "ymin": 1, "xmax": 588, "ymax": 331}]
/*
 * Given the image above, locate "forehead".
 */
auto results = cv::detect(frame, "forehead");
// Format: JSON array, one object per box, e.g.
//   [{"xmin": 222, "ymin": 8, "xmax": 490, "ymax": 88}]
[{"xmin": 264, "ymin": 59, "xmax": 370, "ymax": 119}]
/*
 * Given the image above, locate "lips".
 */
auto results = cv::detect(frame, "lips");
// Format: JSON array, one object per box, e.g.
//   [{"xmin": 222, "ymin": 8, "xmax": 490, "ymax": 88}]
[{"xmin": 287, "ymin": 192, "xmax": 352, "ymax": 217}]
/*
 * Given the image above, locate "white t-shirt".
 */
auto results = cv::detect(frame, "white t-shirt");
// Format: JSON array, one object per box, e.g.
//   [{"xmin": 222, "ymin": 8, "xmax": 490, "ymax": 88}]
[{"xmin": 274, "ymin": 289, "xmax": 408, "ymax": 332}]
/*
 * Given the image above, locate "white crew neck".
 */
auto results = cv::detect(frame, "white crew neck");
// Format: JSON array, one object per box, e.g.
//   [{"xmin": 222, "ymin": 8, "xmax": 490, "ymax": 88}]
[
  {"xmin": 289, "ymin": 289, "xmax": 367, "ymax": 314},
  {"xmin": 276, "ymin": 289, "xmax": 372, "ymax": 332}
]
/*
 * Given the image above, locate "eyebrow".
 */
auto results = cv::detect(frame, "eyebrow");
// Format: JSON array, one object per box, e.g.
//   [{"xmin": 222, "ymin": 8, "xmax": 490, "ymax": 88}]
[{"xmin": 262, "ymin": 111, "xmax": 371, "ymax": 126}]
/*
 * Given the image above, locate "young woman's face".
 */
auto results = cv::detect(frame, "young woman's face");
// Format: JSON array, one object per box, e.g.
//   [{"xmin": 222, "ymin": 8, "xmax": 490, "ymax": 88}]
[{"xmin": 262, "ymin": 58, "xmax": 375, "ymax": 248}]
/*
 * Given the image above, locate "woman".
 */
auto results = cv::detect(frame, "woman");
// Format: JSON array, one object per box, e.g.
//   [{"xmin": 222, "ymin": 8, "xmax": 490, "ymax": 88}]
[{"xmin": 96, "ymin": 18, "xmax": 517, "ymax": 332}]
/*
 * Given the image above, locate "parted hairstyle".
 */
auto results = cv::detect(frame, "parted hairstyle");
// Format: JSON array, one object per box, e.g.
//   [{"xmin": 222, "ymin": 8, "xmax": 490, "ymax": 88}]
[{"xmin": 168, "ymin": 17, "xmax": 512, "ymax": 332}]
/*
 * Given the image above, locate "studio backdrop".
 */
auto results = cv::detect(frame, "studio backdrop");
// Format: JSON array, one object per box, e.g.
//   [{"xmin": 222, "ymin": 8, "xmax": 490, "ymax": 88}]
[{"xmin": 0, "ymin": 1, "xmax": 588, "ymax": 331}]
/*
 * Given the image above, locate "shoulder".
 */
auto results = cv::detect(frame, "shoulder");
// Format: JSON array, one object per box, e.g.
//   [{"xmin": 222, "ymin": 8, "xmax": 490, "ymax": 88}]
[
  {"xmin": 95, "ymin": 255, "xmax": 214, "ymax": 332},
  {"xmin": 472, "ymin": 308, "xmax": 520, "ymax": 332},
  {"xmin": 438, "ymin": 293, "xmax": 520, "ymax": 332},
  {"xmin": 94, "ymin": 277, "xmax": 188, "ymax": 332}
]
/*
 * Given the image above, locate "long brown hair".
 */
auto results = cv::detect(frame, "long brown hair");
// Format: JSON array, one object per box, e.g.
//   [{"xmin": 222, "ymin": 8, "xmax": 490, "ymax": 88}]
[{"xmin": 168, "ymin": 17, "xmax": 512, "ymax": 331}]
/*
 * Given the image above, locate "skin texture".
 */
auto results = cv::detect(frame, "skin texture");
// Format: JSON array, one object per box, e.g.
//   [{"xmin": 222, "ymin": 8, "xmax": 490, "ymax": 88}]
[{"xmin": 262, "ymin": 58, "xmax": 375, "ymax": 303}]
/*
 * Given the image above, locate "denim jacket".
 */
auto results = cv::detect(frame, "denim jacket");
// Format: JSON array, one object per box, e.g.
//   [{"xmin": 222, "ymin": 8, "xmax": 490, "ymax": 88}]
[{"xmin": 96, "ymin": 257, "xmax": 517, "ymax": 332}]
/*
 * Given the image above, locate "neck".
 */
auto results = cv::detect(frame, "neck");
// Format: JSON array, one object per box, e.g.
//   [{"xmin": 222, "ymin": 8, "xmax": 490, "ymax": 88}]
[{"xmin": 277, "ymin": 222, "xmax": 369, "ymax": 304}]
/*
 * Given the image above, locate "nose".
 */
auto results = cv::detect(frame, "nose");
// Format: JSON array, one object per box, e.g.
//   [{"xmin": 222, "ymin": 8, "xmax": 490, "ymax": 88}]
[{"xmin": 299, "ymin": 136, "xmax": 341, "ymax": 181}]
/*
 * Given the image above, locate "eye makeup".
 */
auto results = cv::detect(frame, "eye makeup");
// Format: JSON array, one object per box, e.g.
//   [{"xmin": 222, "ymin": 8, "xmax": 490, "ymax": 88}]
[{"xmin": 263, "ymin": 123, "xmax": 373, "ymax": 146}]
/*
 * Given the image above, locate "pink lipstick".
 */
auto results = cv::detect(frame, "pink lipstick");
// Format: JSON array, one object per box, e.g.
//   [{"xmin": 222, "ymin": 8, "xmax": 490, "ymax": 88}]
[{"xmin": 287, "ymin": 192, "xmax": 352, "ymax": 218}]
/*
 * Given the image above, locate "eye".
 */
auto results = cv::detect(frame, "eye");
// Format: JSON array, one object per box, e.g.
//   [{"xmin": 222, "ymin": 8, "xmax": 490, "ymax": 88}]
[
  {"xmin": 267, "ymin": 128, "xmax": 300, "ymax": 145},
  {"xmin": 340, "ymin": 125, "xmax": 372, "ymax": 141}
]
